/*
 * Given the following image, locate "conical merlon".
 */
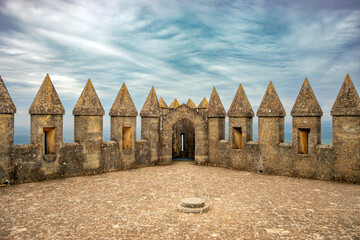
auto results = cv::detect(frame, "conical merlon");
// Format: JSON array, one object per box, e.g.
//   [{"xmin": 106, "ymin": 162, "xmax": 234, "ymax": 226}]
[
  {"xmin": 291, "ymin": 78, "xmax": 323, "ymax": 117},
  {"xmin": 109, "ymin": 83, "xmax": 138, "ymax": 117},
  {"xmin": 73, "ymin": 79, "xmax": 105, "ymax": 116},
  {"xmin": 198, "ymin": 97, "xmax": 208, "ymax": 108},
  {"xmin": 257, "ymin": 82, "xmax": 285, "ymax": 117},
  {"xmin": 140, "ymin": 86, "xmax": 161, "ymax": 117},
  {"xmin": 29, "ymin": 74, "xmax": 65, "ymax": 115},
  {"xmin": 331, "ymin": 74, "xmax": 360, "ymax": 116},
  {"xmin": 159, "ymin": 97, "xmax": 168, "ymax": 108},
  {"xmin": 205, "ymin": 87, "xmax": 226, "ymax": 117},
  {"xmin": 0, "ymin": 76, "xmax": 16, "ymax": 114},
  {"xmin": 227, "ymin": 84, "xmax": 254, "ymax": 117},
  {"xmin": 169, "ymin": 99, "xmax": 180, "ymax": 108},
  {"xmin": 187, "ymin": 99, "xmax": 196, "ymax": 108}
]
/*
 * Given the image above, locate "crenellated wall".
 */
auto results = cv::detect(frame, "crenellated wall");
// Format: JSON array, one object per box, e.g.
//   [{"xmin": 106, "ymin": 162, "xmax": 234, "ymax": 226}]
[{"xmin": 0, "ymin": 74, "xmax": 359, "ymax": 185}]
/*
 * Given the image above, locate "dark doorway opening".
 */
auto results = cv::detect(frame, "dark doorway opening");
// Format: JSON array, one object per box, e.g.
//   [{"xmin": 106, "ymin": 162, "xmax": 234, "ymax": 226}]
[{"xmin": 172, "ymin": 119, "xmax": 195, "ymax": 161}]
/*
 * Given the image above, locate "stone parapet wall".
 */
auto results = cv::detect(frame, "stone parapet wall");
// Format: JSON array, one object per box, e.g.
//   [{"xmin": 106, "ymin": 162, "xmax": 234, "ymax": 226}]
[{"xmin": 0, "ymin": 74, "xmax": 359, "ymax": 184}]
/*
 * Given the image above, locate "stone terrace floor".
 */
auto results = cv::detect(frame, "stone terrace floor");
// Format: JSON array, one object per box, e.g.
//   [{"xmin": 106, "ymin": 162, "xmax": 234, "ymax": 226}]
[{"xmin": 1, "ymin": 162, "xmax": 359, "ymax": 240}]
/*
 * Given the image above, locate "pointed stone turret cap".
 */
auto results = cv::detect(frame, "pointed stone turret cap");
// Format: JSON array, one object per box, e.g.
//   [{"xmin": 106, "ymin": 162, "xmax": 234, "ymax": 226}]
[
  {"xmin": 331, "ymin": 74, "xmax": 360, "ymax": 116},
  {"xmin": 159, "ymin": 97, "xmax": 168, "ymax": 108},
  {"xmin": 140, "ymin": 86, "xmax": 161, "ymax": 117},
  {"xmin": 109, "ymin": 83, "xmax": 138, "ymax": 117},
  {"xmin": 205, "ymin": 87, "xmax": 226, "ymax": 117},
  {"xmin": 197, "ymin": 97, "xmax": 208, "ymax": 109},
  {"xmin": 187, "ymin": 98, "xmax": 196, "ymax": 108},
  {"xmin": 227, "ymin": 84, "xmax": 254, "ymax": 117},
  {"xmin": 291, "ymin": 78, "xmax": 323, "ymax": 117},
  {"xmin": 257, "ymin": 81, "xmax": 286, "ymax": 117},
  {"xmin": 29, "ymin": 74, "xmax": 65, "ymax": 115},
  {"xmin": 169, "ymin": 98, "xmax": 180, "ymax": 108},
  {"xmin": 0, "ymin": 76, "xmax": 16, "ymax": 114},
  {"xmin": 73, "ymin": 79, "xmax": 105, "ymax": 116}
]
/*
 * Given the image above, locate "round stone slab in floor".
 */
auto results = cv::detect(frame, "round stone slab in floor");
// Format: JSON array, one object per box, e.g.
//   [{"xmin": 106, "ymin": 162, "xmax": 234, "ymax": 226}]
[
  {"xmin": 178, "ymin": 198, "xmax": 210, "ymax": 213},
  {"xmin": 181, "ymin": 198, "xmax": 205, "ymax": 208}
]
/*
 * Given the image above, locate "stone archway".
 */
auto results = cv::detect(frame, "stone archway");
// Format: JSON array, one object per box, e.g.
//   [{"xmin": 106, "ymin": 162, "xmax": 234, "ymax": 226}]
[
  {"xmin": 160, "ymin": 104, "xmax": 208, "ymax": 164},
  {"xmin": 172, "ymin": 118, "xmax": 195, "ymax": 159}
]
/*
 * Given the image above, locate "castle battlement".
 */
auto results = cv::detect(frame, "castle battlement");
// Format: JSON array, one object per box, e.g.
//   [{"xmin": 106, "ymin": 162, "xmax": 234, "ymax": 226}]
[{"xmin": 0, "ymin": 74, "xmax": 359, "ymax": 184}]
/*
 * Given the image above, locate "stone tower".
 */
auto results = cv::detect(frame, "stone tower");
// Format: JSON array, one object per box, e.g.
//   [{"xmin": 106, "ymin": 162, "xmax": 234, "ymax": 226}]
[
  {"xmin": 140, "ymin": 87, "xmax": 161, "ymax": 164},
  {"xmin": 29, "ymin": 74, "xmax": 65, "ymax": 175},
  {"xmin": 205, "ymin": 87, "xmax": 226, "ymax": 164},
  {"xmin": 291, "ymin": 78, "xmax": 322, "ymax": 154},
  {"xmin": 227, "ymin": 84, "xmax": 254, "ymax": 150},
  {"xmin": 109, "ymin": 83, "xmax": 138, "ymax": 169},
  {"xmin": 331, "ymin": 74, "xmax": 360, "ymax": 183},
  {"xmin": 257, "ymin": 82, "xmax": 286, "ymax": 174},
  {"xmin": 73, "ymin": 79, "xmax": 105, "ymax": 170},
  {"xmin": 197, "ymin": 97, "xmax": 208, "ymax": 115},
  {"xmin": 159, "ymin": 97, "xmax": 169, "ymax": 115},
  {"xmin": 169, "ymin": 98, "xmax": 180, "ymax": 110},
  {"xmin": 0, "ymin": 76, "xmax": 16, "ymax": 179},
  {"xmin": 291, "ymin": 78, "xmax": 323, "ymax": 177},
  {"xmin": 187, "ymin": 99, "xmax": 197, "ymax": 108}
]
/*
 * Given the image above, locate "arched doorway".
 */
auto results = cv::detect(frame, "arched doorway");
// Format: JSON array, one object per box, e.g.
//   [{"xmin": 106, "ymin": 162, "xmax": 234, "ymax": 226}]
[
  {"xmin": 172, "ymin": 119, "xmax": 195, "ymax": 160},
  {"xmin": 160, "ymin": 104, "xmax": 208, "ymax": 164}
]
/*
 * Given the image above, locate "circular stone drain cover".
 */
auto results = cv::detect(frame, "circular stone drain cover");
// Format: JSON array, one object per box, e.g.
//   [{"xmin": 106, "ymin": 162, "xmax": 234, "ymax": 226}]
[{"xmin": 178, "ymin": 198, "xmax": 210, "ymax": 213}]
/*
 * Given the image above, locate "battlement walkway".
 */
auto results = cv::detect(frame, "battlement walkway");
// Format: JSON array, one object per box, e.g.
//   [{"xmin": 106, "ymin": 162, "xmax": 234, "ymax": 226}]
[{"xmin": 1, "ymin": 162, "xmax": 359, "ymax": 239}]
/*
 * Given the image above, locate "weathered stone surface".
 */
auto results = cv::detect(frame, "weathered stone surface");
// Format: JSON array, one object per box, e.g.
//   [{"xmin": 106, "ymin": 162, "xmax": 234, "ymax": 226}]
[
  {"xmin": 3, "ymin": 75, "xmax": 360, "ymax": 187},
  {"xmin": 332, "ymin": 116, "xmax": 360, "ymax": 183},
  {"xmin": 141, "ymin": 117, "xmax": 160, "ymax": 164},
  {"xmin": 257, "ymin": 82, "xmax": 286, "ymax": 117},
  {"xmin": 135, "ymin": 139, "xmax": 149, "ymax": 166},
  {"xmin": 9, "ymin": 144, "xmax": 44, "ymax": 184},
  {"xmin": 197, "ymin": 97, "xmax": 208, "ymax": 109},
  {"xmin": 205, "ymin": 87, "xmax": 226, "ymax": 117},
  {"xmin": 0, "ymin": 76, "xmax": 16, "ymax": 114},
  {"xmin": 161, "ymin": 104, "xmax": 208, "ymax": 164},
  {"xmin": 30, "ymin": 114, "xmax": 63, "ymax": 176},
  {"xmin": 59, "ymin": 142, "xmax": 85, "ymax": 176},
  {"xmin": 159, "ymin": 97, "xmax": 169, "ymax": 115},
  {"xmin": 181, "ymin": 197, "xmax": 206, "ymax": 208},
  {"xmin": 159, "ymin": 97, "xmax": 168, "ymax": 108},
  {"xmin": 291, "ymin": 78, "xmax": 323, "ymax": 117},
  {"xmin": 101, "ymin": 141, "xmax": 120, "ymax": 171},
  {"xmin": 208, "ymin": 117, "xmax": 225, "ymax": 164},
  {"xmin": 110, "ymin": 116, "xmax": 136, "ymax": 169},
  {"xmin": 331, "ymin": 74, "xmax": 360, "ymax": 116},
  {"xmin": 73, "ymin": 79, "xmax": 105, "ymax": 116},
  {"xmin": 227, "ymin": 84, "xmax": 254, "ymax": 117},
  {"xmin": 1, "ymin": 163, "xmax": 359, "ymax": 239},
  {"xmin": 258, "ymin": 116, "xmax": 285, "ymax": 174},
  {"xmin": 140, "ymin": 87, "xmax": 161, "ymax": 164},
  {"xmin": 186, "ymin": 99, "xmax": 196, "ymax": 108},
  {"xmin": 29, "ymin": 74, "xmax": 65, "ymax": 115},
  {"xmin": 172, "ymin": 118, "xmax": 195, "ymax": 159},
  {"xmin": 228, "ymin": 117, "xmax": 253, "ymax": 151},
  {"xmin": 169, "ymin": 98, "xmax": 180, "ymax": 109},
  {"xmin": 140, "ymin": 87, "xmax": 161, "ymax": 117},
  {"xmin": 109, "ymin": 83, "xmax": 138, "ymax": 117},
  {"xmin": 315, "ymin": 145, "xmax": 335, "ymax": 180},
  {"xmin": 178, "ymin": 197, "xmax": 210, "ymax": 213},
  {"xmin": 75, "ymin": 115, "xmax": 103, "ymax": 143},
  {"xmin": 0, "ymin": 114, "xmax": 14, "ymax": 148}
]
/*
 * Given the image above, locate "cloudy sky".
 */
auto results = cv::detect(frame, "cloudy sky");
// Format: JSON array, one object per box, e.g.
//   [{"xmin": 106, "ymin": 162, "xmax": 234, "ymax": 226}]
[{"xmin": 0, "ymin": 0, "xmax": 359, "ymax": 138}]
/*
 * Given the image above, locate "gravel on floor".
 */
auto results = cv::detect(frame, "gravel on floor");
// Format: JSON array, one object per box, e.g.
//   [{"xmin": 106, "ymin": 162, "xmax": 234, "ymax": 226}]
[{"xmin": 1, "ymin": 162, "xmax": 359, "ymax": 239}]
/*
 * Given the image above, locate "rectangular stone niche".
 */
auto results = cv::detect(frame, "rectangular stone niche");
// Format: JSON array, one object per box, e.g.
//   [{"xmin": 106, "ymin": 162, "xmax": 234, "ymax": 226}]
[
  {"xmin": 122, "ymin": 127, "xmax": 132, "ymax": 149},
  {"xmin": 43, "ymin": 127, "xmax": 55, "ymax": 155},
  {"xmin": 298, "ymin": 128, "xmax": 310, "ymax": 154},
  {"xmin": 232, "ymin": 127, "xmax": 242, "ymax": 149}
]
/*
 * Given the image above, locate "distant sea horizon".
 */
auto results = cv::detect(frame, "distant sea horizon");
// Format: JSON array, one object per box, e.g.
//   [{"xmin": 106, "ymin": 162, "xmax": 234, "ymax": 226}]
[{"xmin": 14, "ymin": 121, "xmax": 333, "ymax": 146}]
